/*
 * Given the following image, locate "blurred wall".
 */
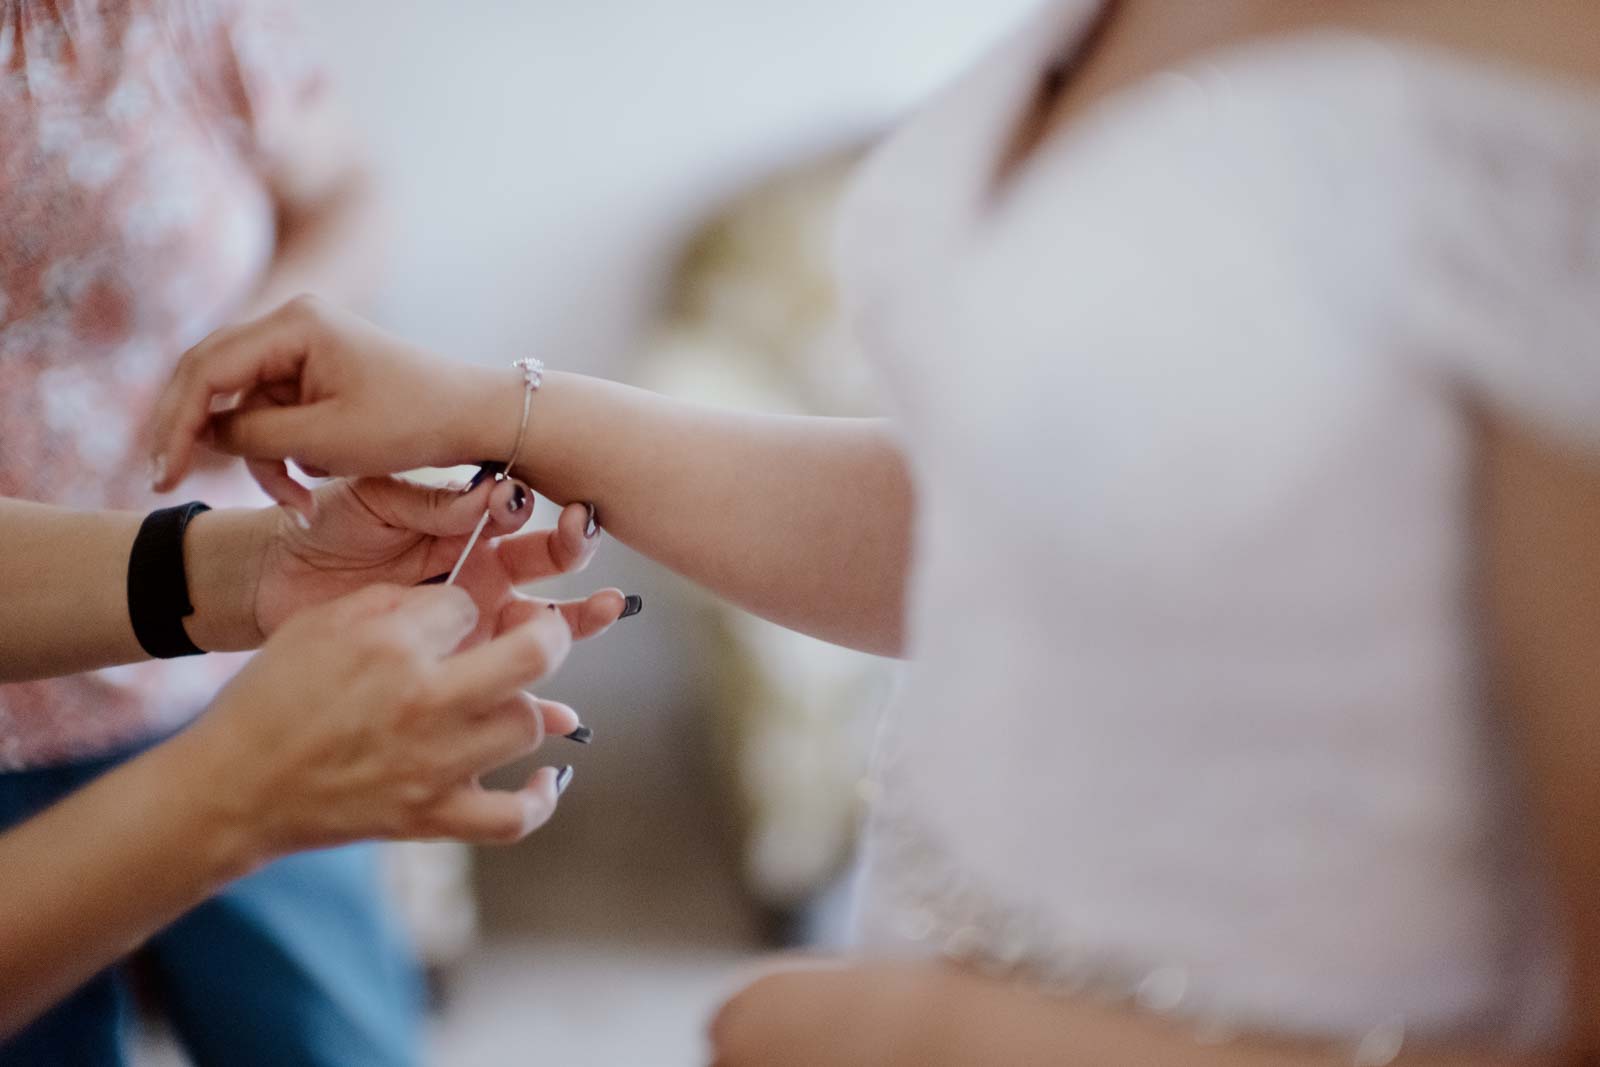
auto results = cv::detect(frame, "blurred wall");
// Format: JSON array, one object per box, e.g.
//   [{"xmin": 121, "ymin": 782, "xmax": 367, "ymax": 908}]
[
  {"xmin": 303, "ymin": 0, "xmax": 1039, "ymax": 374},
  {"xmin": 295, "ymin": 0, "xmax": 1041, "ymax": 937}
]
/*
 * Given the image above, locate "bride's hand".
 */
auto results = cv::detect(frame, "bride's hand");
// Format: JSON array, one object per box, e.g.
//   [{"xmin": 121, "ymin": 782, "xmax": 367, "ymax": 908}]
[{"xmin": 147, "ymin": 296, "xmax": 517, "ymax": 514}]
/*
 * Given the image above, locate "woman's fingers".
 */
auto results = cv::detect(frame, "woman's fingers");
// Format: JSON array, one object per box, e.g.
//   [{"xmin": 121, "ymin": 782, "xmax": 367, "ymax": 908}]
[
  {"xmin": 494, "ymin": 500, "xmax": 599, "ymax": 583},
  {"xmin": 440, "ymin": 694, "xmax": 579, "ymax": 779},
  {"xmin": 435, "ymin": 607, "xmax": 571, "ymax": 710},
  {"xmin": 536, "ymin": 698, "xmax": 582, "ymax": 738},
  {"xmin": 498, "ymin": 591, "xmax": 625, "ymax": 642},
  {"xmin": 441, "ymin": 691, "xmax": 546, "ymax": 778},
  {"xmin": 246, "ymin": 458, "xmax": 316, "ymax": 519},
  {"xmin": 426, "ymin": 766, "xmax": 566, "ymax": 844},
  {"xmin": 151, "ymin": 304, "xmax": 316, "ymax": 492},
  {"xmin": 211, "ymin": 402, "xmax": 327, "ymax": 467},
  {"xmin": 483, "ymin": 477, "xmax": 535, "ymax": 533},
  {"xmin": 380, "ymin": 585, "xmax": 482, "ymax": 657},
  {"xmin": 352, "ymin": 475, "xmax": 534, "ymax": 541}
]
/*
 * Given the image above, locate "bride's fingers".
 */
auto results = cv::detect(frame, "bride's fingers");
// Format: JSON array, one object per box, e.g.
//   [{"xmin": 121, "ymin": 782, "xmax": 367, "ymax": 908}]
[
  {"xmin": 246, "ymin": 458, "xmax": 316, "ymax": 520},
  {"xmin": 499, "ymin": 590, "xmax": 625, "ymax": 642},
  {"xmin": 151, "ymin": 307, "xmax": 313, "ymax": 492},
  {"xmin": 494, "ymin": 501, "xmax": 599, "ymax": 583}
]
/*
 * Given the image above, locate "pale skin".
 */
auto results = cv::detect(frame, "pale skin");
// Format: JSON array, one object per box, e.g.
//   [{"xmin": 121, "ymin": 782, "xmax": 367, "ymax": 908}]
[
  {"xmin": 144, "ymin": 1, "xmax": 1600, "ymax": 1064},
  {"xmin": 0, "ymin": 478, "xmax": 627, "ymax": 1038}
]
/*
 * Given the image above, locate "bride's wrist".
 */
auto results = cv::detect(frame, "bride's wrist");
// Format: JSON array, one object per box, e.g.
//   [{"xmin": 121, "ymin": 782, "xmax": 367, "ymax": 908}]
[
  {"xmin": 449, "ymin": 362, "xmax": 566, "ymax": 491},
  {"xmin": 450, "ymin": 363, "xmax": 529, "ymax": 469}
]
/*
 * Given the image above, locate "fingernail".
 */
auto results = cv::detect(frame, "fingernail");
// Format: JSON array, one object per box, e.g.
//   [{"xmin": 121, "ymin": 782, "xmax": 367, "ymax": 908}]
[
  {"xmin": 466, "ymin": 463, "xmax": 502, "ymax": 492},
  {"xmin": 620, "ymin": 594, "xmax": 643, "ymax": 619},
  {"xmin": 289, "ymin": 507, "xmax": 312, "ymax": 531},
  {"xmin": 546, "ymin": 602, "xmax": 559, "ymax": 612},
  {"xmin": 555, "ymin": 765, "xmax": 574, "ymax": 796},
  {"xmin": 149, "ymin": 455, "xmax": 167, "ymax": 490},
  {"xmin": 564, "ymin": 725, "xmax": 593, "ymax": 745},
  {"xmin": 508, "ymin": 484, "xmax": 528, "ymax": 514},
  {"xmin": 583, "ymin": 503, "xmax": 599, "ymax": 539},
  {"xmin": 418, "ymin": 572, "xmax": 451, "ymax": 586}
]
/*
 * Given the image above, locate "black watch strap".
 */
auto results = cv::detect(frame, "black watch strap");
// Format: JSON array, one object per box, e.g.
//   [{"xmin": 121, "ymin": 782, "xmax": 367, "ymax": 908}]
[{"xmin": 127, "ymin": 502, "xmax": 212, "ymax": 659}]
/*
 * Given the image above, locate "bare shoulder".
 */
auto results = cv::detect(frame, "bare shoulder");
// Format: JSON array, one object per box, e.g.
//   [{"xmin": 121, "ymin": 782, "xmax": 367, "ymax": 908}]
[{"xmin": 1346, "ymin": 0, "xmax": 1600, "ymax": 89}]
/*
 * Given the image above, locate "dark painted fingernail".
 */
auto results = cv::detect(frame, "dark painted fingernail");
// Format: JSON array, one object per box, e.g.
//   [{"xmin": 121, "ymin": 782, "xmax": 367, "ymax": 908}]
[
  {"xmin": 508, "ymin": 484, "xmax": 528, "ymax": 513},
  {"xmin": 564, "ymin": 725, "xmax": 593, "ymax": 744},
  {"xmin": 466, "ymin": 462, "xmax": 504, "ymax": 492},
  {"xmin": 555, "ymin": 765, "xmax": 575, "ymax": 796},
  {"xmin": 620, "ymin": 594, "xmax": 643, "ymax": 619},
  {"xmin": 583, "ymin": 502, "xmax": 598, "ymax": 539},
  {"xmin": 418, "ymin": 572, "xmax": 451, "ymax": 586}
]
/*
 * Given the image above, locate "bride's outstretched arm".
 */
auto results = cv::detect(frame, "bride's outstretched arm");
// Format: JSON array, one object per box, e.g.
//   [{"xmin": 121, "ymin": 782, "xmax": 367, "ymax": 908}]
[
  {"xmin": 149, "ymin": 297, "xmax": 915, "ymax": 655},
  {"xmin": 488, "ymin": 371, "xmax": 913, "ymax": 656}
]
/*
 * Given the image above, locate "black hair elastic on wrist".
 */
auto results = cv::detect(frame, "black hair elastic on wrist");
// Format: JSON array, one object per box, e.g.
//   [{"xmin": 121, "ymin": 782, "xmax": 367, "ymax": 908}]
[{"xmin": 127, "ymin": 502, "xmax": 212, "ymax": 659}]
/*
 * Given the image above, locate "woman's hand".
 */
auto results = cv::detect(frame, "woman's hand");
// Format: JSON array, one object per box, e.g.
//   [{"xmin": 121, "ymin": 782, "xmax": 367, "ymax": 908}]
[
  {"xmin": 186, "ymin": 474, "xmax": 625, "ymax": 656},
  {"xmin": 148, "ymin": 296, "xmax": 514, "ymax": 513},
  {"xmin": 255, "ymin": 474, "xmax": 623, "ymax": 648},
  {"xmin": 183, "ymin": 582, "xmax": 578, "ymax": 858}
]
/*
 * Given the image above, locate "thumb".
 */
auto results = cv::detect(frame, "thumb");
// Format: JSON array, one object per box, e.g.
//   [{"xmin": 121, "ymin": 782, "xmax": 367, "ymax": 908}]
[{"xmin": 355, "ymin": 474, "xmax": 534, "ymax": 539}]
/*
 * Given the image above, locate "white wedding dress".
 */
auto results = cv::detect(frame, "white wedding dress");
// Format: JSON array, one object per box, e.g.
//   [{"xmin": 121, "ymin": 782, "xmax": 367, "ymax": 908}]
[{"xmin": 839, "ymin": 1, "xmax": 1599, "ymax": 1056}]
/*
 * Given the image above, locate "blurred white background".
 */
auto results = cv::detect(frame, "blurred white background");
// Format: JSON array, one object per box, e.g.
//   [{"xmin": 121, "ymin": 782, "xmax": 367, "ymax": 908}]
[
  {"xmin": 311, "ymin": 0, "xmax": 1039, "ymax": 376},
  {"xmin": 305, "ymin": 0, "xmax": 1039, "ymax": 770},
  {"xmin": 158, "ymin": 3, "xmax": 1040, "ymax": 1064}
]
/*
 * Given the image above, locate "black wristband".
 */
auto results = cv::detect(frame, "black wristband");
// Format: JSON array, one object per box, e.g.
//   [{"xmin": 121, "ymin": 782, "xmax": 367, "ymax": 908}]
[{"xmin": 127, "ymin": 502, "xmax": 212, "ymax": 659}]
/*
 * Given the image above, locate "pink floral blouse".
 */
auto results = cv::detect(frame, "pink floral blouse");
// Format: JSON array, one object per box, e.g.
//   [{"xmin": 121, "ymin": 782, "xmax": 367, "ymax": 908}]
[{"xmin": 0, "ymin": 0, "xmax": 322, "ymax": 769}]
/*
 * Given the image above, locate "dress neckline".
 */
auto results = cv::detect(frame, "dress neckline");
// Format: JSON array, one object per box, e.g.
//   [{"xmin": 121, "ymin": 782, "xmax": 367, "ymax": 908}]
[{"xmin": 977, "ymin": 0, "xmax": 1600, "ymax": 217}]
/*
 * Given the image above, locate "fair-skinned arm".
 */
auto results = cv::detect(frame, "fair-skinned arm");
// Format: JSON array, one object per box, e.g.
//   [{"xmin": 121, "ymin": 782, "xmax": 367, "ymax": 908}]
[
  {"xmin": 0, "ymin": 581, "xmax": 580, "ymax": 1038},
  {"xmin": 147, "ymin": 299, "xmax": 916, "ymax": 655},
  {"xmin": 0, "ymin": 472, "xmax": 625, "ymax": 1036},
  {"xmin": 706, "ymin": 960, "xmax": 1557, "ymax": 1067},
  {"xmin": 0, "ymin": 473, "xmax": 624, "ymax": 684}
]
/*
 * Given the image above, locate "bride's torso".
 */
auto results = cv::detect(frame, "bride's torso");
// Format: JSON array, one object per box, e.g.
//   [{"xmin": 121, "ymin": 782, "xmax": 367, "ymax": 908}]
[{"xmin": 840, "ymin": 0, "xmax": 1600, "ymax": 1052}]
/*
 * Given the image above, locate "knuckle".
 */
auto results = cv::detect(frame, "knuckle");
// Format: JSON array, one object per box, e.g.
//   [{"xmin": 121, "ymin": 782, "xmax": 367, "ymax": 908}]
[
  {"xmin": 353, "ymin": 624, "xmax": 401, "ymax": 660},
  {"xmin": 485, "ymin": 806, "xmax": 529, "ymax": 844},
  {"xmin": 514, "ymin": 626, "xmax": 554, "ymax": 674},
  {"xmin": 520, "ymin": 703, "xmax": 544, "ymax": 742},
  {"xmin": 173, "ymin": 345, "xmax": 202, "ymax": 384},
  {"xmin": 396, "ymin": 776, "xmax": 437, "ymax": 813},
  {"xmin": 282, "ymin": 292, "xmax": 323, "ymax": 320}
]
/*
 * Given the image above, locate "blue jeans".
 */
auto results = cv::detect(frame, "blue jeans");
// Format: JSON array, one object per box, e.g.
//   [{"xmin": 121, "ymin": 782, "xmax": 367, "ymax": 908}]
[{"xmin": 0, "ymin": 742, "xmax": 424, "ymax": 1067}]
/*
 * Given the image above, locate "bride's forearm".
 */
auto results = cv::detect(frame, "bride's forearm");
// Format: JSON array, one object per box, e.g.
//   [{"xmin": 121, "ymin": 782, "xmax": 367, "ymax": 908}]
[{"xmin": 463, "ymin": 368, "xmax": 915, "ymax": 656}]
